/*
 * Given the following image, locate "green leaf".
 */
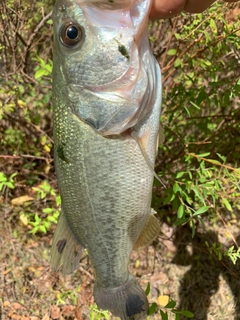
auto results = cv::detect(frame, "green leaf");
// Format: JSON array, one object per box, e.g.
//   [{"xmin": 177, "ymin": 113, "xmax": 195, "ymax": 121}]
[
  {"xmin": 145, "ymin": 282, "xmax": 150, "ymax": 296},
  {"xmin": 160, "ymin": 309, "xmax": 168, "ymax": 320},
  {"xmin": 190, "ymin": 101, "xmax": 200, "ymax": 109},
  {"xmin": 148, "ymin": 303, "xmax": 158, "ymax": 315},
  {"xmin": 174, "ymin": 58, "xmax": 183, "ymax": 68},
  {"xmin": 191, "ymin": 223, "xmax": 196, "ymax": 237},
  {"xmin": 10, "ymin": 172, "xmax": 17, "ymax": 180},
  {"xmin": 30, "ymin": 226, "xmax": 39, "ymax": 234},
  {"xmin": 177, "ymin": 204, "xmax": 185, "ymax": 219},
  {"xmin": 197, "ymin": 152, "xmax": 210, "ymax": 157},
  {"xmin": 174, "ymin": 217, "xmax": 189, "ymax": 226},
  {"xmin": 180, "ymin": 310, "xmax": 194, "ymax": 318},
  {"xmin": 173, "ymin": 183, "xmax": 180, "ymax": 194},
  {"xmin": 165, "ymin": 300, "xmax": 177, "ymax": 309},
  {"xmin": 0, "ymin": 172, "xmax": 7, "ymax": 181},
  {"xmin": 6, "ymin": 182, "xmax": 14, "ymax": 189},
  {"xmin": 183, "ymin": 105, "xmax": 191, "ymax": 116},
  {"xmin": 43, "ymin": 208, "xmax": 53, "ymax": 214},
  {"xmin": 39, "ymin": 225, "xmax": 47, "ymax": 233},
  {"xmin": 167, "ymin": 48, "xmax": 177, "ymax": 56},
  {"xmin": 216, "ymin": 153, "xmax": 226, "ymax": 162},
  {"xmin": 208, "ymin": 159, "xmax": 221, "ymax": 165},
  {"xmin": 193, "ymin": 206, "xmax": 210, "ymax": 216},
  {"xmin": 210, "ymin": 18, "xmax": 217, "ymax": 33},
  {"xmin": 174, "ymin": 33, "xmax": 181, "ymax": 40},
  {"xmin": 35, "ymin": 68, "xmax": 48, "ymax": 79},
  {"xmin": 222, "ymin": 198, "xmax": 232, "ymax": 212},
  {"xmin": 47, "ymin": 216, "xmax": 58, "ymax": 222},
  {"xmin": 192, "ymin": 187, "xmax": 202, "ymax": 200},
  {"xmin": 34, "ymin": 214, "xmax": 41, "ymax": 223},
  {"xmin": 56, "ymin": 195, "xmax": 61, "ymax": 206},
  {"xmin": 174, "ymin": 313, "xmax": 180, "ymax": 320},
  {"xmin": 176, "ymin": 171, "xmax": 185, "ymax": 179}
]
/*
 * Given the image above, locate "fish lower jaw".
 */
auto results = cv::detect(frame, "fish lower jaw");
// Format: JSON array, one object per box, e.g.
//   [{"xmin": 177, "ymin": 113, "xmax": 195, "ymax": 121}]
[{"xmin": 94, "ymin": 276, "xmax": 148, "ymax": 319}]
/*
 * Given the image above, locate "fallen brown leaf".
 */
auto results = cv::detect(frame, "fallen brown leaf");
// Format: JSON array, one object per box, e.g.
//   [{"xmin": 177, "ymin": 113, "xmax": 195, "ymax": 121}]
[
  {"xmin": 11, "ymin": 302, "xmax": 26, "ymax": 310},
  {"xmin": 50, "ymin": 305, "xmax": 60, "ymax": 319},
  {"xmin": 11, "ymin": 196, "xmax": 34, "ymax": 206},
  {"xmin": 62, "ymin": 305, "xmax": 74, "ymax": 317},
  {"xmin": 42, "ymin": 313, "xmax": 50, "ymax": 320}
]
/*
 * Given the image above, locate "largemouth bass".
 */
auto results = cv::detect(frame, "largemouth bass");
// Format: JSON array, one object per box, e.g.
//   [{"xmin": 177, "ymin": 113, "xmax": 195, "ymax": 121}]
[{"xmin": 51, "ymin": 0, "xmax": 162, "ymax": 319}]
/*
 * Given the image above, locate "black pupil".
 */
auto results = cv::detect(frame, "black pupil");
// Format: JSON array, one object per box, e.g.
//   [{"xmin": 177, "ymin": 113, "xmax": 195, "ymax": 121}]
[{"xmin": 67, "ymin": 26, "xmax": 78, "ymax": 40}]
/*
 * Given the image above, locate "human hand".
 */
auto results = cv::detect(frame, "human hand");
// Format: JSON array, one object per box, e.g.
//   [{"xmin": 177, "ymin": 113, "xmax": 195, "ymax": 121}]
[{"xmin": 149, "ymin": 0, "xmax": 239, "ymax": 19}]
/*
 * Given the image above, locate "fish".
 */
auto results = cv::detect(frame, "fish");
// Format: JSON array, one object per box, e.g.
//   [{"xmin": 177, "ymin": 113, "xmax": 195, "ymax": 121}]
[{"xmin": 51, "ymin": 0, "xmax": 162, "ymax": 319}]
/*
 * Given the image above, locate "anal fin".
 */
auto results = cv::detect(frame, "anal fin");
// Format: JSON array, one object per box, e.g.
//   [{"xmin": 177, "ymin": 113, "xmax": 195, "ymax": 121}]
[
  {"xmin": 133, "ymin": 210, "xmax": 160, "ymax": 251},
  {"xmin": 51, "ymin": 209, "xmax": 83, "ymax": 275}
]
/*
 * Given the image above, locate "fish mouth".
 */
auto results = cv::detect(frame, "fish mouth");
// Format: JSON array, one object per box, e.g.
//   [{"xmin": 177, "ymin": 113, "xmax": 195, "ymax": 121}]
[{"xmin": 74, "ymin": 0, "xmax": 135, "ymax": 10}]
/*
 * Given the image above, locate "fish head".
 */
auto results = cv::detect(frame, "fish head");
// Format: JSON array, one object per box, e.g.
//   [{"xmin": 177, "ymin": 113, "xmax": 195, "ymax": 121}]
[{"xmin": 53, "ymin": 0, "xmax": 157, "ymax": 135}]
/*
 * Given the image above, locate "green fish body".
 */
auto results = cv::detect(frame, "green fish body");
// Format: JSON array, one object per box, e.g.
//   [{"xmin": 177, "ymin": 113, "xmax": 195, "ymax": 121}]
[{"xmin": 51, "ymin": 0, "xmax": 162, "ymax": 319}]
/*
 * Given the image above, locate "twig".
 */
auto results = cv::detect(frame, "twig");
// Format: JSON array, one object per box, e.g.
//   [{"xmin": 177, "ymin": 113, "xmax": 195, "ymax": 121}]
[
  {"xmin": 20, "ymin": 154, "xmax": 51, "ymax": 161},
  {"xmin": 0, "ymin": 154, "xmax": 52, "ymax": 162},
  {"xmin": 26, "ymin": 10, "xmax": 53, "ymax": 50},
  {"xmin": 161, "ymin": 17, "xmax": 178, "ymax": 69},
  {"xmin": 23, "ymin": 10, "xmax": 52, "ymax": 72},
  {"xmin": 79, "ymin": 265, "xmax": 94, "ymax": 281},
  {"xmin": 215, "ymin": 208, "xmax": 238, "ymax": 249},
  {"xmin": 186, "ymin": 153, "xmax": 240, "ymax": 172}
]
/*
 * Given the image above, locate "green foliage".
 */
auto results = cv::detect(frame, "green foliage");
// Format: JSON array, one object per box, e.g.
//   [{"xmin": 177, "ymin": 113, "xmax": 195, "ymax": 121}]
[
  {"xmin": 162, "ymin": 152, "xmax": 240, "ymax": 236},
  {"xmin": 28, "ymin": 207, "xmax": 59, "ymax": 234},
  {"xmin": 33, "ymin": 180, "xmax": 57, "ymax": 199},
  {"xmin": 28, "ymin": 181, "xmax": 60, "ymax": 234},
  {"xmin": 151, "ymin": 3, "xmax": 240, "ymax": 239},
  {"xmin": 0, "ymin": 0, "xmax": 53, "ymax": 158},
  {"xmin": 0, "ymin": 172, "xmax": 17, "ymax": 192},
  {"xmin": 148, "ymin": 299, "xmax": 194, "ymax": 319},
  {"xmin": 56, "ymin": 285, "xmax": 80, "ymax": 305},
  {"xmin": 89, "ymin": 304, "xmax": 111, "ymax": 320},
  {"xmin": 34, "ymin": 56, "xmax": 53, "ymax": 80},
  {"xmin": 149, "ymin": 283, "xmax": 194, "ymax": 319},
  {"xmin": 205, "ymin": 241, "xmax": 240, "ymax": 265}
]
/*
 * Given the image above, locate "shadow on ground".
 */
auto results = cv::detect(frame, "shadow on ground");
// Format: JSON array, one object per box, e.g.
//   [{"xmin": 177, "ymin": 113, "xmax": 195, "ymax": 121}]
[{"xmin": 170, "ymin": 225, "xmax": 240, "ymax": 320}]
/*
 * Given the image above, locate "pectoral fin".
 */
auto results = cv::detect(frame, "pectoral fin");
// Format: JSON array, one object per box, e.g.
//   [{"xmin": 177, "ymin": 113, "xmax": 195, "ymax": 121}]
[
  {"xmin": 133, "ymin": 210, "xmax": 160, "ymax": 251},
  {"xmin": 131, "ymin": 129, "xmax": 166, "ymax": 188},
  {"xmin": 51, "ymin": 209, "xmax": 83, "ymax": 275}
]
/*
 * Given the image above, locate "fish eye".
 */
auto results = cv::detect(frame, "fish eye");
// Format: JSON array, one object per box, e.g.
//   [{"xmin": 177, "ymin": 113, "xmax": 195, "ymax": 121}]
[{"xmin": 60, "ymin": 22, "xmax": 84, "ymax": 47}]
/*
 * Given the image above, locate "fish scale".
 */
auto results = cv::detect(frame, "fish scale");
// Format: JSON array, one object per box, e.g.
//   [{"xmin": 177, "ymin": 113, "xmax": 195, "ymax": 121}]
[{"xmin": 51, "ymin": 0, "xmax": 162, "ymax": 318}]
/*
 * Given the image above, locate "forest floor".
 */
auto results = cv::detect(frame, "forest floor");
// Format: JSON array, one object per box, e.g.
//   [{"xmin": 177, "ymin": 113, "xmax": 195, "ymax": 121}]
[{"xmin": 1, "ymin": 198, "xmax": 240, "ymax": 320}]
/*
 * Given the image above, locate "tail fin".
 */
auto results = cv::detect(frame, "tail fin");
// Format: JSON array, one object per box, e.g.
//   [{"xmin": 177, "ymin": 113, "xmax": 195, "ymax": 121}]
[
  {"xmin": 94, "ymin": 277, "xmax": 148, "ymax": 319},
  {"xmin": 51, "ymin": 210, "xmax": 83, "ymax": 275}
]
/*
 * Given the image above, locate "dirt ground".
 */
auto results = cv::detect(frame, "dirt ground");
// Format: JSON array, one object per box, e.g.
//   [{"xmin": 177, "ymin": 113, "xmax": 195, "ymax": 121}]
[{"xmin": 1, "ymin": 202, "xmax": 240, "ymax": 320}]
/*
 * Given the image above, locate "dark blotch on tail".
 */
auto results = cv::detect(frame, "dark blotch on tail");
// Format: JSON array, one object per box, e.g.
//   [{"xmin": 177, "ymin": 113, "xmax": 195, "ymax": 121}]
[
  {"xmin": 126, "ymin": 294, "xmax": 145, "ymax": 317},
  {"xmin": 94, "ymin": 277, "xmax": 148, "ymax": 319}
]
